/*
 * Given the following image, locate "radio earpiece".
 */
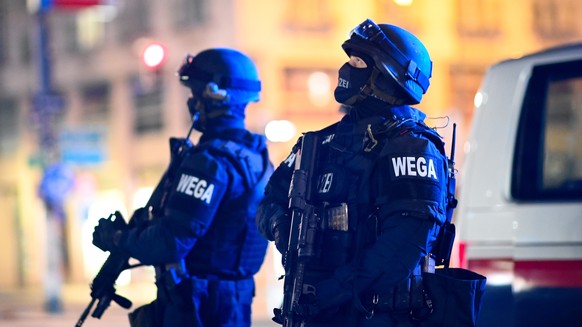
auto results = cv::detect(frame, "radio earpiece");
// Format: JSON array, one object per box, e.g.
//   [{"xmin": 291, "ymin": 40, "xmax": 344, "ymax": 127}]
[{"xmin": 203, "ymin": 82, "xmax": 228, "ymax": 101}]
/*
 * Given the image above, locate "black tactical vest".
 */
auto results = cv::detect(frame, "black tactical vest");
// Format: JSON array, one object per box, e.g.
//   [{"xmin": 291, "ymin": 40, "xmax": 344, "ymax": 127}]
[
  {"xmin": 307, "ymin": 115, "xmax": 448, "ymax": 270},
  {"xmin": 185, "ymin": 138, "xmax": 273, "ymax": 279}
]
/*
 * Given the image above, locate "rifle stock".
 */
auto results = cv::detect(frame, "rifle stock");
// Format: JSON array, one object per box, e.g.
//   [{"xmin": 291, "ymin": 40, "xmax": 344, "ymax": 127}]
[{"xmin": 279, "ymin": 132, "xmax": 319, "ymax": 327}]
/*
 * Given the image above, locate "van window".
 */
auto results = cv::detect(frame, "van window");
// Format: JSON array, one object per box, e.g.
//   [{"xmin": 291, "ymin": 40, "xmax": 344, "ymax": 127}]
[{"xmin": 512, "ymin": 59, "xmax": 582, "ymax": 201}]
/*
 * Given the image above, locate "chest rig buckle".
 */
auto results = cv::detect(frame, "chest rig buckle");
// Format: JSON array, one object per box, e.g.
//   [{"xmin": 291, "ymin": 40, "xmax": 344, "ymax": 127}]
[{"xmin": 363, "ymin": 124, "xmax": 378, "ymax": 152}]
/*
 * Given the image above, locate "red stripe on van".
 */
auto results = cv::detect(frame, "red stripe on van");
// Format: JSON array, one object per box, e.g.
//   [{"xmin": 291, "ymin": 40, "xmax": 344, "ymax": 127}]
[
  {"xmin": 467, "ymin": 259, "xmax": 582, "ymax": 288},
  {"xmin": 515, "ymin": 260, "xmax": 582, "ymax": 287}
]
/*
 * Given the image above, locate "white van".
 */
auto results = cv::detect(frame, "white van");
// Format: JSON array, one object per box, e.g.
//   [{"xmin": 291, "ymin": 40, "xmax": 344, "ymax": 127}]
[{"xmin": 455, "ymin": 43, "xmax": 582, "ymax": 326}]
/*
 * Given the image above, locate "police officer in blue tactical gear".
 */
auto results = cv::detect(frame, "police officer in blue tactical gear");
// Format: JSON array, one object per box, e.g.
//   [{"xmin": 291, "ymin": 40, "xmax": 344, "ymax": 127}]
[
  {"xmin": 256, "ymin": 19, "xmax": 452, "ymax": 326},
  {"xmin": 93, "ymin": 48, "xmax": 273, "ymax": 327}
]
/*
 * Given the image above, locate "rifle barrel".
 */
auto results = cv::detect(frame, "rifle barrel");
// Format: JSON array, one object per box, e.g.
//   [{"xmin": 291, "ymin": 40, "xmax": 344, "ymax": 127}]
[{"xmin": 75, "ymin": 298, "xmax": 96, "ymax": 327}]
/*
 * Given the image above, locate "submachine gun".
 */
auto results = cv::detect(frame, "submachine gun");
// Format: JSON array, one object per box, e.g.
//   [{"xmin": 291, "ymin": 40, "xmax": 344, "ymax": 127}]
[
  {"xmin": 75, "ymin": 136, "xmax": 194, "ymax": 327},
  {"xmin": 274, "ymin": 132, "xmax": 319, "ymax": 327}
]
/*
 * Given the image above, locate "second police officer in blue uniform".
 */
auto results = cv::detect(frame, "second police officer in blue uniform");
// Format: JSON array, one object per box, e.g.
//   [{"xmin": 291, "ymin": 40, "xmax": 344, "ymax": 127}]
[
  {"xmin": 257, "ymin": 19, "xmax": 450, "ymax": 326},
  {"xmin": 93, "ymin": 48, "xmax": 273, "ymax": 327}
]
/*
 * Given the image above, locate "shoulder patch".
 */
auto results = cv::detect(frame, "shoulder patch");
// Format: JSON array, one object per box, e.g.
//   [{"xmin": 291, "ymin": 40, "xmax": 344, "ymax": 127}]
[
  {"xmin": 283, "ymin": 152, "xmax": 297, "ymax": 168},
  {"xmin": 175, "ymin": 173, "xmax": 215, "ymax": 204},
  {"xmin": 390, "ymin": 155, "xmax": 441, "ymax": 181}
]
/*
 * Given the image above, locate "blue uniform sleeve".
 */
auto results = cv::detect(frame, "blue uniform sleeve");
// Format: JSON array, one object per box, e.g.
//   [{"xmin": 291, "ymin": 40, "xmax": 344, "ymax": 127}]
[
  {"xmin": 339, "ymin": 213, "xmax": 440, "ymax": 294},
  {"xmin": 119, "ymin": 150, "xmax": 228, "ymax": 265},
  {"xmin": 375, "ymin": 132, "xmax": 448, "ymax": 223}
]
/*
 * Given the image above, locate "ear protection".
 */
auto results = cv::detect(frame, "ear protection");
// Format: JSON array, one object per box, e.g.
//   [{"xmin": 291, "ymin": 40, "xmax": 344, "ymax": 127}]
[
  {"xmin": 203, "ymin": 82, "xmax": 229, "ymax": 101},
  {"xmin": 187, "ymin": 82, "xmax": 230, "ymax": 118},
  {"xmin": 187, "ymin": 96, "xmax": 207, "ymax": 132}
]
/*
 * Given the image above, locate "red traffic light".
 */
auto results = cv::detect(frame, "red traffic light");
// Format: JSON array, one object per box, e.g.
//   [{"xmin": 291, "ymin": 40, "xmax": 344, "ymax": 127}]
[{"xmin": 142, "ymin": 43, "xmax": 166, "ymax": 70}]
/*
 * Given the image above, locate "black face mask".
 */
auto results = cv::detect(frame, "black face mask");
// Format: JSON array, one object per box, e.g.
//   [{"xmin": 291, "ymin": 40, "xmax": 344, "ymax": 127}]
[{"xmin": 334, "ymin": 62, "xmax": 372, "ymax": 105}]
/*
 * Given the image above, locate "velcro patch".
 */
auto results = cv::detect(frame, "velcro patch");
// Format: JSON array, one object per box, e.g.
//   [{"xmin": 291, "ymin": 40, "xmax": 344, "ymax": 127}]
[{"xmin": 390, "ymin": 155, "xmax": 442, "ymax": 182}]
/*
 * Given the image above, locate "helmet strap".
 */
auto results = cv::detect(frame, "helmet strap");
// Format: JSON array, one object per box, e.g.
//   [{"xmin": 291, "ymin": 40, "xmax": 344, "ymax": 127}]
[
  {"xmin": 188, "ymin": 97, "xmax": 208, "ymax": 132},
  {"xmin": 206, "ymin": 108, "xmax": 234, "ymax": 119},
  {"xmin": 365, "ymin": 69, "xmax": 406, "ymax": 106},
  {"xmin": 338, "ymin": 77, "xmax": 374, "ymax": 106},
  {"xmin": 345, "ymin": 69, "xmax": 405, "ymax": 106}
]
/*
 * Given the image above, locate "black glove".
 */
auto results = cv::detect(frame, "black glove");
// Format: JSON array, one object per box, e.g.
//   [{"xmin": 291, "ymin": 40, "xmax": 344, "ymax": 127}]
[
  {"xmin": 92, "ymin": 218, "xmax": 123, "ymax": 252},
  {"xmin": 295, "ymin": 302, "xmax": 320, "ymax": 320},
  {"xmin": 272, "ymin": 215, "xmax": 291, "ymax": 255},
  {"xmin": 308, "ymin": 277, "xmax": 352, "ymax": 318},
  {"xmin": 129, "ymin": 206, "xmax": 150, "ymax": 227},
  {"xmin": 294, "ymin": 277, "xmax": 352, "ymax": 321}
]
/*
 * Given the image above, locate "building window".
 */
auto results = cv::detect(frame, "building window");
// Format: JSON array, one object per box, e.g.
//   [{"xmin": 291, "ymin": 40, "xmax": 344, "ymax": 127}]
[
  {"xmin": 283, "ymin": 0, "xmax": 332, "ymax": 32},
  {"xmin": 449, "ymin": 64, "xmax": 487, "ymax": 121},
  {"xmin": 0, "ymin": 1, "xmax": 9, "ymax": 66},
  {"xmin": 374, "ymin": 0, "xmax": 418, "ymax": 30},
  {"xmin": 532, "ymin": 0, "xmax": 579, "ymax": 39},
  {"xmin": 53, "ymin": 5, "xmax": 113, "ymax": 54},
  {"xmin": 81, "ymin": 82, "xmax": 111, "ymax": 122},
  {"xmin": 282, "ymin": 67, "xmax": 336, "ymax": 111},
  {"xmin": 59, "ymin": 14, "xmax": 81, "ymax": 54},
  {"xmin": 512, "ymin": 58, "xmax": 582, "ymax": 200},
  {"xmin": 172, "ymin": 0, "xmax": 206, "ymax": 28},
  {"xmin": 76, "ymin": 8, "xmax": 106, "ymax": 51},
  {"xmin": 0, "ymin": 97, "xmax": 19, "ymax": 155},
  {"xmin": 19, "ymin": 29, "xmax": 31, "ymax": 66},
  {"xmin": 130, "ymin": 74, "xmax": 164, "ymax": 134},
  {"xmin": 118, "ymin": 0, "xmax": 152, "ymax": 42},
  {"xmin": 456, "ymin": 0, "xmax": 501, "ymax": 37}
]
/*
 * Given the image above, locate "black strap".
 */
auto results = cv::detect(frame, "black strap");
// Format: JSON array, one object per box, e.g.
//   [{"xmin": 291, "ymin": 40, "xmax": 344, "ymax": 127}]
[
  {"xmin": 187, "ymin": 66, "xmax": 261, "ymax": 92},
  {"xmin": 200, "ymin": 138, "xmax": 272, "ymax": 191},
  {"xmin": 202, "ymin": 139, "xmax": 254, "ymax": 189}
]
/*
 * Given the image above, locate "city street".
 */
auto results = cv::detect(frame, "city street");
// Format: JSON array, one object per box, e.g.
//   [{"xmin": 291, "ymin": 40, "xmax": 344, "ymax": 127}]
[{"xmin": 0, "ymin": 283, "xmax": 277, "ymax": 327}]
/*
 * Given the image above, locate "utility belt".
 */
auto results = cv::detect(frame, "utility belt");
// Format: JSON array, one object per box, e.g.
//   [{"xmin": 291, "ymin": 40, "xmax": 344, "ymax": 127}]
[
  {"xmin": 155, "ymin": 260, "xmax": 188, "ymax": 286},
  {"xmin": 154, "ymin": 259, "xmax": 249, "ymax": 287},
  {"xmin": 361, "ymin": 254, "xmax": 435, "ymax": 320},
  {"xmin": 155, "ymin": 259, "xmax": 254, "ymax": 308}
]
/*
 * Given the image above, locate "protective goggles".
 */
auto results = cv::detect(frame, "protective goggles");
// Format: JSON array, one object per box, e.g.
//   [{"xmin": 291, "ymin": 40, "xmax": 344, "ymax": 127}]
[{"xmin": 348, "ymin": 19, "xmax": 430, "ymax": 93}]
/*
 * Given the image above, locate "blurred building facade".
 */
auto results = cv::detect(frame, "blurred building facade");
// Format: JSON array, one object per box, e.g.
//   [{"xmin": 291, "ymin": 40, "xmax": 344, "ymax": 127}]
[{"xmin": 0, "ymin": 0, "xmax": 581, "ymax": 319}]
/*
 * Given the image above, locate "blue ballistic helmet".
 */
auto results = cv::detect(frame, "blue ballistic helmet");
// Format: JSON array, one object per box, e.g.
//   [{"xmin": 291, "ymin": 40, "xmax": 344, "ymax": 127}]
[
  {"xmin": 177, "ymin": 48, "xmax": 261, "ymax": 106},
  {"xmin": 342, "ymin": 19, "xmax": 432, "ymax": 105}
]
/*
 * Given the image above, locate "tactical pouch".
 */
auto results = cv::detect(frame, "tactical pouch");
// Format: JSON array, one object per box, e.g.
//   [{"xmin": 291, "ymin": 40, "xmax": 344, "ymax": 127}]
[
  {"xmin": 321, "ymin": 230, "xmax": 352, "ymax": 267},
  {"xmin": 393, "ymin": 278, "xmax": 411, "ymax": 312},
  {"xmin": 321, "ymin": 203, "xmax": 353, "ymax": 267},
  {"xmin": 128, "ymin": 301, "xmax": 159, "ymax": 327},
  {"xmin": 410, "ymin": 274, "xmax": 431, "ymax": 320},
  {"xmin": 433, "ymin": 222, "xmax": 456, "ymax": 267},
  {"xmin": 422, "ymin": 268, "xmax": 487, "ymax": 327}
]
